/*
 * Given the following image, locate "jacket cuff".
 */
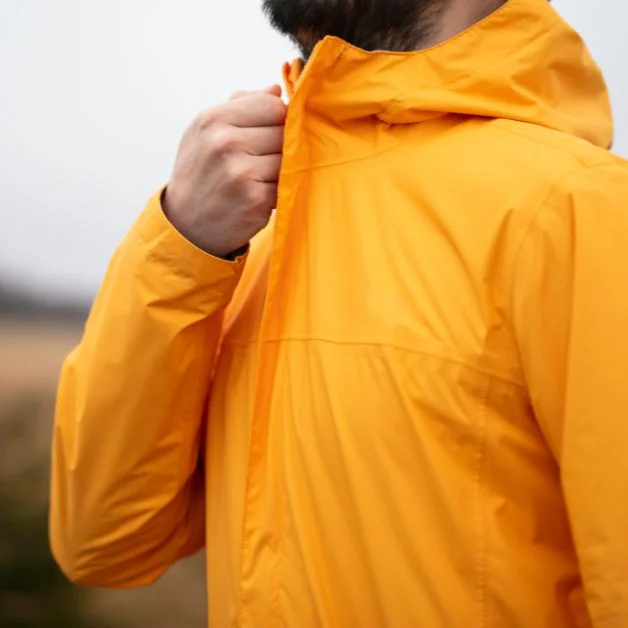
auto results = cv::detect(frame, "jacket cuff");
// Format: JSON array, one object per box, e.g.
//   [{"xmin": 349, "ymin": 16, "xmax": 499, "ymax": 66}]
[{"xmin": 135, "ymin": 188, "xmax": 248, "ymax": 288}]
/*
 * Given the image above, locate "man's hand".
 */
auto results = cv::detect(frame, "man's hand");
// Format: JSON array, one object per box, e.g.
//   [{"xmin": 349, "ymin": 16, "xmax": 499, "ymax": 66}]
[{"xmin": 163, "ymin": 85, "xmax": 286, "ymax": 258}]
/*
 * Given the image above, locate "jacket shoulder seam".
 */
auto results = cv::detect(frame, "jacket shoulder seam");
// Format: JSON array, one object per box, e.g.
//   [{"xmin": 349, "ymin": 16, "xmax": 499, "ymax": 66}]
[
  {"xmin": 492, "ymin": 120, "xmax": 617, "ymax": 169},
  {"xmin": 505, "ymin": 162, "xmax": 627, "ymax": 359}
]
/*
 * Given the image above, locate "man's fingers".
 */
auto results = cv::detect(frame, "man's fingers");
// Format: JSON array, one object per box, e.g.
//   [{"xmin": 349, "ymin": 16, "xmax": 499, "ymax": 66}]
[
  {"xmin": 222, "ymin": 92, "xmax": 287, "ymax": 128},
  {"xmin": 230, "ymin": 85, "xmax": 282, "ymax": 101},
  {"xmin": 249, "ymin": 181, "xmax": 279, "ymax": 211},
  {"xmin": 239, "ymin": 125, "xmax": 285, "ymax": 156},
  {"xmin": 249, "ymin": 154, "xmax": 283, "ymax": 184},
  {"xmin": 230, "ymin": 90, "xmax": 252, "ymax": 101},
  {"xmin": 264, "ymin": 84, "xmax": 282, "ymax": 98}
]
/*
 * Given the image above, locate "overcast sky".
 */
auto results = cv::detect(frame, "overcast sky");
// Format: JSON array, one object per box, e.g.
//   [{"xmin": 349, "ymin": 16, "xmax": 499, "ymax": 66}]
[{"xmin": 1, "ymin": 0, "xmax": 626, "ymax": 299}]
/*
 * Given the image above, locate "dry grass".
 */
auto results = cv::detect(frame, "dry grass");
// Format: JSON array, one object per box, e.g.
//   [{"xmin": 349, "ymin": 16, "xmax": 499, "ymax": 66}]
[{"xmin": 1, "ymin": 320, "xmax": 207, "ymax": 628}]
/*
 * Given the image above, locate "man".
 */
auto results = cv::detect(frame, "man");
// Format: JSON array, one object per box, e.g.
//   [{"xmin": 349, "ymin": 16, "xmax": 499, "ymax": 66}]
[{"xmin": 50, "ymin": 0, "xmax": 628, "ymax": 625}]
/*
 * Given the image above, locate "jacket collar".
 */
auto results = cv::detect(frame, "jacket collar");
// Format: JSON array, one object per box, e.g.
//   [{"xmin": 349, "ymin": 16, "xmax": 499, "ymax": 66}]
[{"xmin": 282, "ymin": 0, "xmax": 612, "ymax": 148}]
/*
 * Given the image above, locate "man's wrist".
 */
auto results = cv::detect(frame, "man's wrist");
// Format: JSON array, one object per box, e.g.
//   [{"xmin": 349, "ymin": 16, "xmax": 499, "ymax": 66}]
[{"xmin": 161, "ymin": 186, "xmax": 248, "ymax": 261}]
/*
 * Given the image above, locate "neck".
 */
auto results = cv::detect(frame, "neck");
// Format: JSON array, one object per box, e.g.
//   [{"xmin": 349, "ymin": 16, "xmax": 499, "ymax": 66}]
[
  {"xmin": 292, "ymin": 0, "xmax": 509, "ymax": 62},
  {"xmin": 420, "ymin": 0, "xmax": 507, "ymax": 48}
]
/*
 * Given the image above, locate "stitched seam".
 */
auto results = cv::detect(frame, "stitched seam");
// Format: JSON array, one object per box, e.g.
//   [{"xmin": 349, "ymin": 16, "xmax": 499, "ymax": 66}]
[
  {"xmin": 507, "ymin": 163, "xmax": 625, "ymax": 335},
  {"xmin": 492, "ymin": 121, "xmax": 615, "ymax": 168},
  {"xmin": 475, "ymin": 375, "xmax": 491, "ymax": 628},
  {"xmin": 272, "ymin": 412, "xmax": 289, "ymax": 628},
  {"xmin": 223, "ymin": 336, "xmax": 524, "ymax": 387},
  {"xmin": 280, "ymin": 133, "xmax": 423, "ymax": 174},
  {"xmin": 281, "ymin": 12, "xmax": 561, "ymax": 175}
]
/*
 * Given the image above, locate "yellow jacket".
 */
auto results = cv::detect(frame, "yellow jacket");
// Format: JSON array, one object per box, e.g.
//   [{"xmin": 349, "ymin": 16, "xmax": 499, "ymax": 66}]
[{"xmin": 51, "ymin": 0, "xmax": 628, "ymax": 626}]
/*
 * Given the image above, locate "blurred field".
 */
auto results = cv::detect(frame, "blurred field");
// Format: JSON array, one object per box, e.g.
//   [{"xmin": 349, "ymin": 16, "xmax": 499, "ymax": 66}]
[
  {"xmin": 0, "ymin": 322, "xmax": 81, "ymax": 397},
  {"xmin": 0, "ymin": 318, "xmax": 207, "ymax": 628}
]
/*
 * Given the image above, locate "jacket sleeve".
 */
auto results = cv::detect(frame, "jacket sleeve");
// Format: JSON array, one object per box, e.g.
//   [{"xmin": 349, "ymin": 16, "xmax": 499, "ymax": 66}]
[
  {"xmin": 512, "ymin": 164, "xmax": 628, "ymax": 627},
  {"xmin": 50, "ymin": 190, "xmax": 247, "ymax": 588}
]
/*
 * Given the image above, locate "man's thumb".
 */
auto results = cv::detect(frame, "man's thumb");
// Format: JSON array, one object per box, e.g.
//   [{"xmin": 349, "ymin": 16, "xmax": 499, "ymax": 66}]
[
  {"xmin": 264, "ymin": 84, "xmax": 282, "ymax": 98},
  {"xmin": 230, "ymin": 85, "xmax": 282, "ymax": 101}
]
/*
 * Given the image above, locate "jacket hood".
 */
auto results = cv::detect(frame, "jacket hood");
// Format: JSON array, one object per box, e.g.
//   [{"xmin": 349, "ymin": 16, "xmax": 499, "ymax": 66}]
[{"xmin": 283, "ymin": 0, "xmax": 613, "ymax": 148}]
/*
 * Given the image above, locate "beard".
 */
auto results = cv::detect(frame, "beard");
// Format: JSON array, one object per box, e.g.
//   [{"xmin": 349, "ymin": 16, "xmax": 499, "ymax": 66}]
[{"xmin": 262, "ymin": 0, "xmax": 449, "ymax": 60}]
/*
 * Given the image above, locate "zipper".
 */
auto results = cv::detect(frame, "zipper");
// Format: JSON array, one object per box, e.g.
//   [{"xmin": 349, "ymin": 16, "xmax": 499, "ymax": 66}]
[{"xmin": 236, "ymin": 38, "xmax": 345, "ymax": 627}]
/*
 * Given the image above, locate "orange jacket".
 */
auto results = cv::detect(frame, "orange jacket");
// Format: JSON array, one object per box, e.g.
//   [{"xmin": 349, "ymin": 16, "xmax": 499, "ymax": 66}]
[{"xmin": 51, "ymin": 0, "xmax": 628, "ymax": 626}]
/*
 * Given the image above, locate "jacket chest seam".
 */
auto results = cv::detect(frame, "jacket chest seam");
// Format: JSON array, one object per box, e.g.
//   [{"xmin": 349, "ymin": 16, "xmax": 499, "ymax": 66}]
[{"xmin": 474, "ymin": 375, "xmax": 492, "ymax": 628}]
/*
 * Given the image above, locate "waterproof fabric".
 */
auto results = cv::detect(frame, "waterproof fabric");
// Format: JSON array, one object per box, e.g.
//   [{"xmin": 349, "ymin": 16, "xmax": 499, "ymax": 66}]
[{"xmin": 51, "ymin": 0, "xmax": 628, "ymax": 626}]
